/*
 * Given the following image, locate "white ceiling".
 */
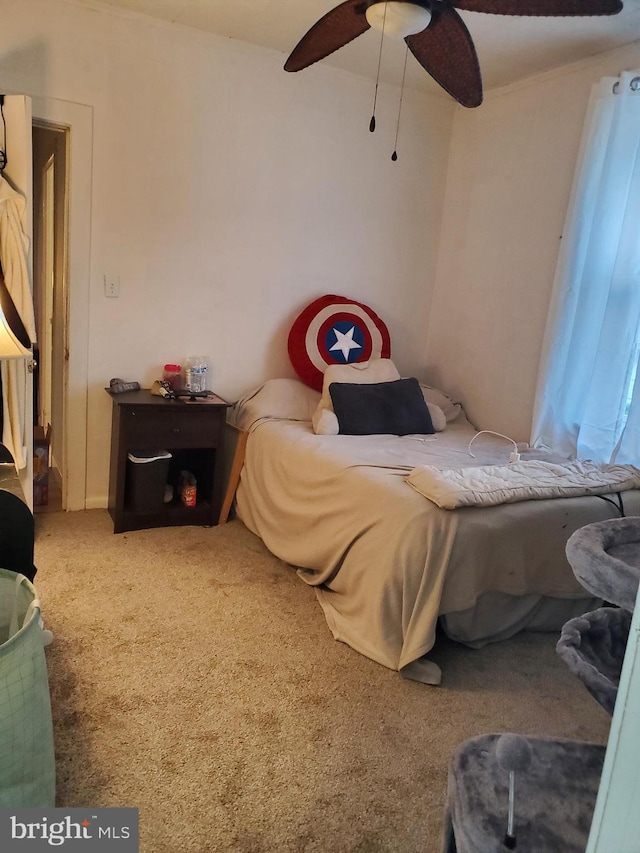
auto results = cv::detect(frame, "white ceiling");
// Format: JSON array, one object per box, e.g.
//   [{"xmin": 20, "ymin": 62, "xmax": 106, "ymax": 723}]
[{"xmin": 78, "ymin": 0, "xmax": 640, "ymax": 98}]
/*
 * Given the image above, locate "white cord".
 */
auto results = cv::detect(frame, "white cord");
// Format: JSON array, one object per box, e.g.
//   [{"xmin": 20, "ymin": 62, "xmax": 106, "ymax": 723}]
[{"xmin": 467, "ymin": 430, "xmax": 520, "ymax": 463}]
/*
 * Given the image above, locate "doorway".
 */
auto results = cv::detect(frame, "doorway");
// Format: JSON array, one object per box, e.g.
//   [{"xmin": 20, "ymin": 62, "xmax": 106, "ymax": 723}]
[{"xmin": 32, "ymin": 121, "xmax": 68, "ymax": 512}]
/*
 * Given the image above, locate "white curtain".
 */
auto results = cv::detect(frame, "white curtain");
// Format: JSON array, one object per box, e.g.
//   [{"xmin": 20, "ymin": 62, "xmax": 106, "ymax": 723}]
[{"xmin": 531, "ymin": 69, "xmax": 640, "ymax": 464}]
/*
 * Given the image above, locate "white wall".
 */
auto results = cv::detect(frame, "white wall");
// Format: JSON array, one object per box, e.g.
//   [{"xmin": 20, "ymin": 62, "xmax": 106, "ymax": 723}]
[
  {"xmin": 425, "ymin": 41, "xmax": 640, "ymax": 442},
  {"xmin": 0, "ymin": 0, "xmax": 455, "ymax": 507}
]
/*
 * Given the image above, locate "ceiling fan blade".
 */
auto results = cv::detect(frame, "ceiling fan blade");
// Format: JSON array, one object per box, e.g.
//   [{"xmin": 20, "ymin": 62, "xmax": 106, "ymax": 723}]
[
  {"xmin": 405, "ymin": 5, "xmax": 482, "ymax": 108},
  {"xmin": 284, "ymin": 0, "xmax": 370, "ymax": 72},
  {"xmin": 453, "ymin": 0, "xmax": 622, "ymax": 15}
]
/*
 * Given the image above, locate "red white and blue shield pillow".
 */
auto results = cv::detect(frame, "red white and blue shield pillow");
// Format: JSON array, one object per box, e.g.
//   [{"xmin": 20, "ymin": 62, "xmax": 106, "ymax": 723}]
[{"xmin": 288, "ymin": 294, "xmax": 391, "ymax": 391}]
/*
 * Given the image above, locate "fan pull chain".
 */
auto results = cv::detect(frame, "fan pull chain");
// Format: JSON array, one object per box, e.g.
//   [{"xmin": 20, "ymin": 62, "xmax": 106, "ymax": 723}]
[
  {"xmin": 370, "ymin": 1, "xmax": 388, "ymax": 132},
  {"xmin": 391, "ymin": 45, "xmax": 409, "ymax": 161}
]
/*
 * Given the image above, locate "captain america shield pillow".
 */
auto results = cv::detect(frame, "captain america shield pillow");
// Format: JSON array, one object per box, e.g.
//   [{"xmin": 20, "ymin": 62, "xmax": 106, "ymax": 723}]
[{"xmin": 287, "ymin": 294, "xmax": 391, "ymax": 391}]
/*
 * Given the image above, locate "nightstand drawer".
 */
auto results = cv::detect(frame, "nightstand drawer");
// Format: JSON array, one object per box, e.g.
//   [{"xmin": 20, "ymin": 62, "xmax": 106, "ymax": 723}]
[{"xmin": 122, "ymin": 408, "xmax": 223, "ymax": 449}]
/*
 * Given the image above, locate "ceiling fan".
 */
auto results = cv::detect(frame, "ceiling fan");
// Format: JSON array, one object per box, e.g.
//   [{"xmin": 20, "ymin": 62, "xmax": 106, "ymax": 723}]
[{"xmin": 284, "ymin": 0, "xmax": 624, "ymax": 108}]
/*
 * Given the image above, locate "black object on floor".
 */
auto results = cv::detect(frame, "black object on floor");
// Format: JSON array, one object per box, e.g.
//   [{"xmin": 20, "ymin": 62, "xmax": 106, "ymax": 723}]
[{"xmin": 0, "ymin": 490, "xmax": 37, "ymax": 581}]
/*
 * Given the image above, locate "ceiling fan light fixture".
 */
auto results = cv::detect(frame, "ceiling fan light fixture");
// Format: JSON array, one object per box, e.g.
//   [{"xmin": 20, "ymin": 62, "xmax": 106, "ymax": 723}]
[
  {"xmin": 365, "ymin": 1, "xmax": 432, "ymax": 38},
  {"xmin": 285, "ymin": 0, "xmax": 622, "ymax": 109}
]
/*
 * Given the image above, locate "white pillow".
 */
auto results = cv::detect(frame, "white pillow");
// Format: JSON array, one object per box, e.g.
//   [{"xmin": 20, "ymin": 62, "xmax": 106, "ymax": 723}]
[
  {"xmin": 419, "ymin": 383, "xmax": 462, "ymax": 423},
  {"xmin": 312, "ymin": 359, "xmax": 400, "ymax": 435},
  {"xmin": 423, "ymin": 401, "xmax": 447, "ymax": 432},
  {"xmin": 232, "ymin": 378, "xmax": 320, "ymax": 431},
  {"xmin": 312, "ymin": 358, "xmax": 447, "ymax": 434}
]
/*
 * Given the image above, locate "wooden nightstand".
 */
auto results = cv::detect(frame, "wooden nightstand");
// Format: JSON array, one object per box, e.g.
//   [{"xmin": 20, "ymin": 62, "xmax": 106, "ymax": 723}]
[{"xmin": 107, "ymin": 389, "xmax": 229, "ymax": 533}]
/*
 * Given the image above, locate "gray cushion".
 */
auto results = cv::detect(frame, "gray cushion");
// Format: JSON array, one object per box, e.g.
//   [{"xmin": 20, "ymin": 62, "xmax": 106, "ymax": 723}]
[
  {"xmin": 556, "ymin": 606, "xmax": 630, "ymax": 715},
  {"xmin": 565, "ymin": 516, "xmax": 640, "ymax": 611},
  {"xmin": 444, "ymin": 734, "xmax": 606, "ymax": 853}
]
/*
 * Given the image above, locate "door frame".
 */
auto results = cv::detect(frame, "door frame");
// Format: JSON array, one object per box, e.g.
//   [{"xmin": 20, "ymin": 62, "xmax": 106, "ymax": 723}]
[
  {"xmin": 31, "ymin": 96, "xmax": 92, "ymax": 511},
  {"xmin": 32, "ymin": 121, "xmax": 70, "ymax": 511}
]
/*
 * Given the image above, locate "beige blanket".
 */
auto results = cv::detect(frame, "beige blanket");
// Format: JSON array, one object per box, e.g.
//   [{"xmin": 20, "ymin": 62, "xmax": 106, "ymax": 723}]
[
  {"xmin": 233, "ymin": 405, "xmax": 640, "ymax": 684},
  {"xmin": 407, "ymin": 459, "xmax": 640, "ymax": 509}
]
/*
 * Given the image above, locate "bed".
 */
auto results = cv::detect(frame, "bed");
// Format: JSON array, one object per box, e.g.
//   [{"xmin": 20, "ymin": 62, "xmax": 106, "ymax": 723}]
[
  {"xmin": 230, "ymin": 373, "xmax": 640, "ymax": 685},
  {"xmin": 229, "ymin": 294, "xmax": 640, "ymax": 684}
]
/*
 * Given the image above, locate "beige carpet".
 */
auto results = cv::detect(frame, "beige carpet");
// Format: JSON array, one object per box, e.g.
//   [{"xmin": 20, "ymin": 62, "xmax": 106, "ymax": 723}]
[{"xmin": 33, "ymin": 510, "xmax": 610, "ymax": 852}]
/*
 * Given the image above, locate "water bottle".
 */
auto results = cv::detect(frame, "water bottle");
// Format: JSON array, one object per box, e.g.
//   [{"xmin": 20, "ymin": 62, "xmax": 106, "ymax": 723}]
[{"xmin": 185, "ymin": 357, "xmax": 207, "ymax": 393}]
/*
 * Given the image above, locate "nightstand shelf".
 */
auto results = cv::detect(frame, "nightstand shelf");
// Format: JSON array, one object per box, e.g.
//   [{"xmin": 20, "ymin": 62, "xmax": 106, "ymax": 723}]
[{"xmin": 107, "ymin": 388, "xmax": 229, "ymax": 533}]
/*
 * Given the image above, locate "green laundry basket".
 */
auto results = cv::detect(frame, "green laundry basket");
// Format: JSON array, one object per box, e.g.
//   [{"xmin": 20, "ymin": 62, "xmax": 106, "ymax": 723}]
[{"xmin": 0, "ymin": 569, "xmax": 55, "ymax": 806}]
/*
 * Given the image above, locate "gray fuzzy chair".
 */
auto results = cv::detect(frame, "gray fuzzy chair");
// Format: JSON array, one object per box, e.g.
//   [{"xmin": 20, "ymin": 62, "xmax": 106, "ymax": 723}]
[
  {"xmin": 442, "ymin": 516, "xmax": 640, "ymax": 852},
  {"xmin": 565, "ymin": 516, "xmax": 640, "ymax": 612},
  {"xmin": 556, "ymin": 606, "xmax": 631, "ymax": 716},
  {"xmin": 556, "ymin": 516, "xmax": 640, "ymax": 715},
  {"xmin": 443, "ymin": 734, "xmax": 606, "ymax": 853}
]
